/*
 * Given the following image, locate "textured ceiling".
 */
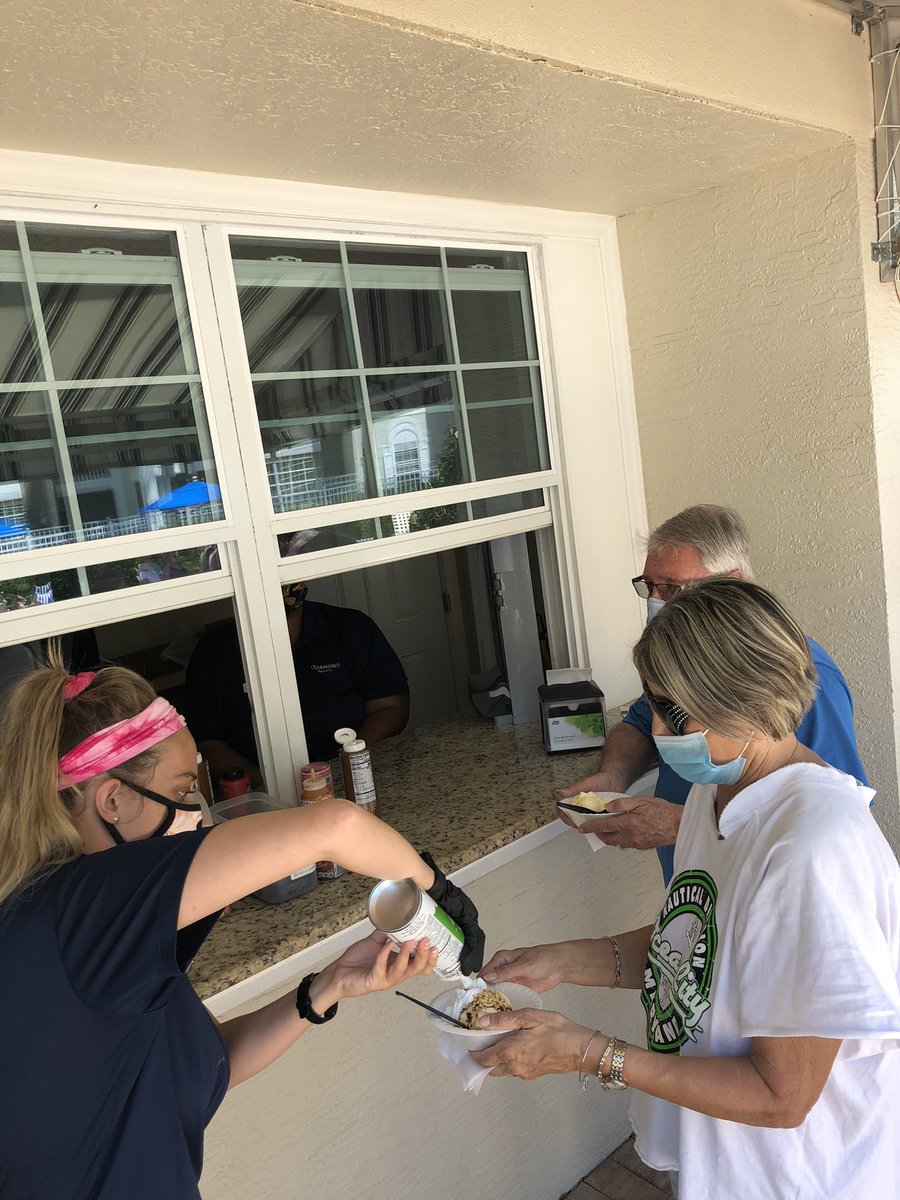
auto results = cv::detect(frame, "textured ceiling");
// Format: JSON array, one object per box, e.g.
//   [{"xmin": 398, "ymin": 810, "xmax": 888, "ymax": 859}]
[{"xmin": 0, "ymin": 0, "xmax": 843, "ymax": 214}]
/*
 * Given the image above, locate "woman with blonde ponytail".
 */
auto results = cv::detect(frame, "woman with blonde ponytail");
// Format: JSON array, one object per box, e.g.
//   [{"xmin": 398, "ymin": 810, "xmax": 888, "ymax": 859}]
[{"xmin": 0, "ymin": 643, "xmax": 484, "ymax": 1199}]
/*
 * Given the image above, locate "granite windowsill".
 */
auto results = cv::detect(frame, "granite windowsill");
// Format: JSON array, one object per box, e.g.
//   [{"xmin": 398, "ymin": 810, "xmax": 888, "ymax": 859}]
[{"xmin": 189, "ymin": 713, "xmax": 595, "ymax": 1000}]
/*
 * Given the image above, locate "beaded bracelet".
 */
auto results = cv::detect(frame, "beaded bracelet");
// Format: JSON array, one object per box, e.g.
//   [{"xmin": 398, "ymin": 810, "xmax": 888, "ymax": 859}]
[
  {"xmin": 607, "ymin": 935, "xmax": 622, "ymax": 988},
  {"xmin": 578, "ymin": 1030, "xmax": 603, "ymax": 1090}
]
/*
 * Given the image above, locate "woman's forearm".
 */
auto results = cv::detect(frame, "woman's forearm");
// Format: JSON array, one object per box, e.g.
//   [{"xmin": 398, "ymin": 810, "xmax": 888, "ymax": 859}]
[
  {"xmin": 584, "ymin": 1035, "xmax": 840, "ymax": 1128},
  {"xmin": 181, "ymin": 800, "xmax": 434, "ymax": 927},
  {"xmin": 560, "ymin": 926, "xmax": 653, "ymax": 989},
  {"xmin": 217, "ymin": 966, "xmax": 344, "ymax": 1089}
]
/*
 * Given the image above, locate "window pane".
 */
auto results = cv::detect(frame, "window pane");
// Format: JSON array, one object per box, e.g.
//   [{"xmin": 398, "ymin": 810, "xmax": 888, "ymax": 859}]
[
  {"xmin": 346, "ymin": 243, "xmax": 442, "ymax": 268},
  {"xmin": 355, "ymin": 288, "xmax": 450, "ymax": 368},
  {"xmin": 464, "ymin": 367, "xmax": 547, "ymax": 480},
  {"xmin": 445, "ymin": 249, "xmax": 528, "ymax": 270},
  {"xmin": 230, "ymin": 235, "xmax": 342, "ymax": 265},
  {"xmin": 0, "ymin": 544, "xmax": 222, "ymax": 610},
  {"xmin": 38, "ymin": 282, "xmax": 188, "ymax": 379},
  {"xmin": 452, "ymin": 288, "xmax": 529, "ymax": 363},
  {"xmin": 237, "ymin": 285, "xmax": 353, "ymax": 374},
  {"xmin": 277, "ymin": 490, "xmax": 544, "ymax": 557},
  {"xmin": 256, "ymin": 377, "xmax": 373, "ymax": 512},
  {"xmin": 470, "ymin": 490, "xmax": 544, "ymax": 518},
  {"xmin": 226, "ymin": 235, "xmax": 551, "ymax": 509},
  {"xmin": 367, "ymin": 373, "xmax": 469, "ymax": 496},
  {"xmin": 0, "ymin": 283, "xmax": 41, "ymax": 384},
  {"xmin": 0, "ymin": 221, "xmax": 219, "ymax": 551}
]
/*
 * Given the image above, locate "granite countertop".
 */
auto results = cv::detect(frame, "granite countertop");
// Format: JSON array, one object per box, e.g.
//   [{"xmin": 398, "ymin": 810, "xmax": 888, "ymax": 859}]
[{"xmin": 190, "ymin": 713, "xmax": 597, "ymax": 999}]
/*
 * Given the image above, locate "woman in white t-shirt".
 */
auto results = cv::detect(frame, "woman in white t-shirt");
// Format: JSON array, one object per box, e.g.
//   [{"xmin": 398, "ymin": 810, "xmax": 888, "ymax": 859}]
[{"xmin": 474, "ymin": 578, "xmax": 900, "ymax": 1200}]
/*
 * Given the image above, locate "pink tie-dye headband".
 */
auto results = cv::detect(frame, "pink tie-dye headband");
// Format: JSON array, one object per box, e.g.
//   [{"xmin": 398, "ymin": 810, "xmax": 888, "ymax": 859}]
[{"xmin": 57, "ymin": 697, "xmax": 186, "ymax": 789}]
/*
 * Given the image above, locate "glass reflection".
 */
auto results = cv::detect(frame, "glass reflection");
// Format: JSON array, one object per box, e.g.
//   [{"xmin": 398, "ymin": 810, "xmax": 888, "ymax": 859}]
[
  {"xmin": 0, "ymin": 546, "xmax": 219, "ymax": 611},
  {"xmin": 229, "ymin": 235, "xmax": 549, "ymax": 518},
  {"xmin": 0, "ymin": 221, "xmax": 219, "ymax": 555},
  {"xmin": 276, "ymin": 491, "xmax": 544, "ymax": 556}
]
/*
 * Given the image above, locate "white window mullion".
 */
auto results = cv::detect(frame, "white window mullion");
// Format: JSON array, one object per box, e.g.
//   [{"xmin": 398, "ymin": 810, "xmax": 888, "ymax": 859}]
[{"xmin": 195, "ymin": 223, "xmax": 310, "ymax": 801}]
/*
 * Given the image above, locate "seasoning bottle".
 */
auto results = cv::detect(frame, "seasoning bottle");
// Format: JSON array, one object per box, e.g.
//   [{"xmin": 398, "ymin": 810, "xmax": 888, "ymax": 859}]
[
  {"xmin": 334, "ymin": 726, "xmax": 379, "ymax": 816},
  {"xmin": 218, "ymin": 768, "xmax": 250, "ymax": 802},
  {"xmin": 195, "ymin": 753, "xmax": 214, "ymax": 808},
  {"xmin": 300, "ymin": 766, "xmax": 344, "ymax": 881}
]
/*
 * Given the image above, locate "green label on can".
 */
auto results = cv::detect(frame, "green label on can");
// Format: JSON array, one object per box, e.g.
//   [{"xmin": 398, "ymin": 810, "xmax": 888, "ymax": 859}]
[{"xmin": 433, "ymin": 904, "xmax": 464, "ymax": 944}]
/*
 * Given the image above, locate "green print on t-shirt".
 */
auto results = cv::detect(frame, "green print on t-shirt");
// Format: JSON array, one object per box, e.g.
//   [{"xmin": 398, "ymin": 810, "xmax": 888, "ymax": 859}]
[{"xmin": 642, "ymin": 868, "xmax": 718, "ymax": 1053}]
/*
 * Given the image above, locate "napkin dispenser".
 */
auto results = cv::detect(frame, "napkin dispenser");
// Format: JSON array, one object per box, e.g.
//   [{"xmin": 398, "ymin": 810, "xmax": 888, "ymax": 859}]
[{"xmin": 538, "ymin": 668, "xmax": 607, "ymax": 754}]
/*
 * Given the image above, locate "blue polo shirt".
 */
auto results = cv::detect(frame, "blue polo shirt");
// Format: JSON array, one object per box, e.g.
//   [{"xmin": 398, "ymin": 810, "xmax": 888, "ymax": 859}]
[
  {"xmin": 0, "ymin": 831, "xmax": 228, "ymax": 1198},
  {"xmin": 624, "ymin": 637, "xmax": 867, "ymax": 883},
  {"xmin": 184, "ymin": 602, "xmax": 409, "ymax": 765}
]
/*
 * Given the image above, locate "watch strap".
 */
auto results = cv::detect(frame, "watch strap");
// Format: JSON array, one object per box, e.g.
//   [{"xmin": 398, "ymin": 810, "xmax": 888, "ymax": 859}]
[{"xmin": 295, "ymin": 972, "xmax": 338, "ymax": 1024}]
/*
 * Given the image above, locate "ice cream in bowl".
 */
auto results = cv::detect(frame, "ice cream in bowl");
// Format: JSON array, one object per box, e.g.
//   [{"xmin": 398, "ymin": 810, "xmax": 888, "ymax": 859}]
[
  {"xmin": 427, "ymin": 977, "xmax": 543, "ymax": 1051},
  {"xmin": 557, "ymin": 790, "xmax": 629, "ymax": 828}
]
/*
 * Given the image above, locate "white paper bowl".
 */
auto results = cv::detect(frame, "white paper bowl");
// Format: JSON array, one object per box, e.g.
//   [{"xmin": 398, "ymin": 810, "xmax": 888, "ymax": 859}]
[
  {"xmin": 557, "ymin": 791, "xmax": 629, "ymax": 828},
  {"xmin": 427, "ymin": 982, "xmax": 543, "ymax": 1051}
]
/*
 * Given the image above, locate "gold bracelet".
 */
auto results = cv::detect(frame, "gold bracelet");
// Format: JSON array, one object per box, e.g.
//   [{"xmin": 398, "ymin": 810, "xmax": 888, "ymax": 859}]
[
  {"xmin": 594, "ymin": 1036, "xmax": 614, "ymax": 1086},
  {"xmin": 607, "ymin": 935, "xmax": 622, "ymax": 989},
  {"xmin": 578, "ymin": 1030, "xmax": 602, "ymax": 1090},
  {"xmin": 599, "ymin": 1037, "xmax": 628, "ymax": 1092}
]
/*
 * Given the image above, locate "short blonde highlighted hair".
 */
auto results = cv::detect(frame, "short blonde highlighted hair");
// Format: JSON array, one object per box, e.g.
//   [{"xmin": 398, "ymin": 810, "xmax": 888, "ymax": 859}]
[{"xmin": 633, "ymin": 578, "xmax": 816, "ymax": 740}]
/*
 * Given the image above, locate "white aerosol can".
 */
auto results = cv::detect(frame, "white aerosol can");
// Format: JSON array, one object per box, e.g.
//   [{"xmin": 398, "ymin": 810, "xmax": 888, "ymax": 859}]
[{"xmin": 367, "ymin": 878, "xmax": 465, "ymax": 981}]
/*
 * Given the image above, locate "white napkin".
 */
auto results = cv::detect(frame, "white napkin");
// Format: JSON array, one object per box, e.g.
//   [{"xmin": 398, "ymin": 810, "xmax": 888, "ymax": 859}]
[
  {"xmin": 437, "ymin": 1032, "xmax": 493, "ymax": 1095},
  {"xmin": 583, "ymin": 831, "xmax": 607, "ymax": 852}
]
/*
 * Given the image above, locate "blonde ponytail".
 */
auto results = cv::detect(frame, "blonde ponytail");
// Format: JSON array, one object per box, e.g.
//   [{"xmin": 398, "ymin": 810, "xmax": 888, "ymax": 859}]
[{"xmin": 0, "ymin": 642, "xmax": 158, "ymax": 907}]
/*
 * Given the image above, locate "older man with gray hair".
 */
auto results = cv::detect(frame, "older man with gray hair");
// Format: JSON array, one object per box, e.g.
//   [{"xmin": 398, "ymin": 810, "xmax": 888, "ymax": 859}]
[{"xmin": 562, "ymin": 503, "xmax": 867, "ymax": 883}]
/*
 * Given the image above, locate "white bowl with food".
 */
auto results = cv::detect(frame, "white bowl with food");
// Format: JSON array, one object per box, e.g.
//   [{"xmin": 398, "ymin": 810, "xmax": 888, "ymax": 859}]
[
  {"xmin": 557, "ymin": 790, "xmax": 629, "ymax": 828},
  {"xmin": 427, "ymin": 981, "xmax": 543, "ymax": 1051}
]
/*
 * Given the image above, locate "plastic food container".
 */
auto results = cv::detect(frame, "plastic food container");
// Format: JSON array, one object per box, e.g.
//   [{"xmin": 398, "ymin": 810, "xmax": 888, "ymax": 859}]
[{"xmin": 212, "ymin": 791, "xmax": 318, "ymax": 904}]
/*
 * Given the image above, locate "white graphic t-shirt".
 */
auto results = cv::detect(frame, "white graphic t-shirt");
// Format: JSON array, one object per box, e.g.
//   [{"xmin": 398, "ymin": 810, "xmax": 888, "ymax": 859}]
[{"xmin": 631, "ymin": 763, "xmax": 900, "ymax": 1200}]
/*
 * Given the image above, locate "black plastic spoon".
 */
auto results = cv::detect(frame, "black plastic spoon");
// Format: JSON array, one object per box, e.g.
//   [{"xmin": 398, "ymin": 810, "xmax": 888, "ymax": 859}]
[{"xmin": 395, "ymin": 990, "xmax": 469, "ymax": 1029}]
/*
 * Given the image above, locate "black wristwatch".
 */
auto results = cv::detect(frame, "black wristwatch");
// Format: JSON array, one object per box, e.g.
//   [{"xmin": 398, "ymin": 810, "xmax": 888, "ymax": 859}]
[{"xmin": 295, "ymin": 972, "xmax": 338, "ymax": 1024}]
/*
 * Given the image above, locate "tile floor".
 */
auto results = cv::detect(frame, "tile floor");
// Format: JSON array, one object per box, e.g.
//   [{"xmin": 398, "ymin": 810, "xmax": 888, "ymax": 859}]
[{"xmin": 561, "ymin": 1137, "xmax": 673, "ymax": 1200}]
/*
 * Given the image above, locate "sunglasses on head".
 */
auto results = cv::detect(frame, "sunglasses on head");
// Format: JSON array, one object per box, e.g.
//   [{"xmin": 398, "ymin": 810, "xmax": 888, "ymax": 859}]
[{"xmin": 641, "ymin": 681, "xmax": 692, "ymax": 736}]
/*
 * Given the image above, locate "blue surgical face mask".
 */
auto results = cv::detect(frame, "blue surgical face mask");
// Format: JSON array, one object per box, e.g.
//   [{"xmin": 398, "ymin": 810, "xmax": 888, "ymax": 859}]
[
  {"xmin": 646, "ymin": 597, "xmax": 666, "ymax": 624},
  {"xmin": 653, "ymin": 730, "xmax": 749, "ymax": 785}
]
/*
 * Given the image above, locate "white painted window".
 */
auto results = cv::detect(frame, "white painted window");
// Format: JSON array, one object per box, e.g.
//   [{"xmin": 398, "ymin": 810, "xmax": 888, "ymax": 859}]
[{"xmin": 0, "ymin": 156, "xmax": 646, "ymax": 798}]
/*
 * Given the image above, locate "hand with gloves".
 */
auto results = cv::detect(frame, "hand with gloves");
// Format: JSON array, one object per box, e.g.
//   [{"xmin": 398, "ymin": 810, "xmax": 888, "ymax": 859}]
[{"xmin": 420, "ymin": 850, "xmax": 486, "ymax": 975}]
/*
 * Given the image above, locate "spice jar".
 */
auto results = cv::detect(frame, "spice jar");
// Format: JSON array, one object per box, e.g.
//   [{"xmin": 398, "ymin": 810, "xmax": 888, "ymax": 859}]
[{"xmin": 300, "ymin": 765, "xmax": 343, "ymax": 881}]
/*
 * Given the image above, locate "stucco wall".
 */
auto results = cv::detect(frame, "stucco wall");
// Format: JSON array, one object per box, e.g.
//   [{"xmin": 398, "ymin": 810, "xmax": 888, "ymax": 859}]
[
  {"xmin": 341, "ymin": 0, "xmax": 873, "ymax": 138},
  {"xmin": 617, "ymin": 142, "xmax": 899, "ymax": 845},
  {"xmin": 200, "ymin": 832, "xmax": 663, "ymax": 1200}
]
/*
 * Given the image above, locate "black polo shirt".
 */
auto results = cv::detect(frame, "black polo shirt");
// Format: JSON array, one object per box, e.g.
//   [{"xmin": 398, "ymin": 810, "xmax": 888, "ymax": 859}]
[{"xmin": 183, "ymin": 602, "xmax": 408, "ymax": 764}]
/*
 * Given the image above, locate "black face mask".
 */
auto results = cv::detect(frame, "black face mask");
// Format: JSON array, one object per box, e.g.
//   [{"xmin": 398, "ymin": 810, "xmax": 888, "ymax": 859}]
[{"xmin": 103, "ymin": 777, "xmax": 203, "ymax": 845}]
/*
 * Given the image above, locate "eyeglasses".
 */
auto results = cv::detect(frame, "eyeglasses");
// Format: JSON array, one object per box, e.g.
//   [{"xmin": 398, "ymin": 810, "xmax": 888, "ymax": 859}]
[
  {"xmin": 631, "ymin": 575, "xmax": 691, "ymax": 602},
  {"xmin": 641, "ymin": 682, "xmax": 692, "ymax": 736}
]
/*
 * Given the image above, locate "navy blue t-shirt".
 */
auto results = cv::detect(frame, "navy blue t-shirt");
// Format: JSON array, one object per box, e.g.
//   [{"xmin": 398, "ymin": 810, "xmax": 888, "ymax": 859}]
[
  {"xmin": 0, "ymin": 831, "xmax": 228, "ymax": 1199},
  {"xmin": 623, "ymin": 637, "xmax": 867, "ymax": 884},
  {"xmin": 184, "ymin": 602, "xmax": 409, "ymax": 765}
]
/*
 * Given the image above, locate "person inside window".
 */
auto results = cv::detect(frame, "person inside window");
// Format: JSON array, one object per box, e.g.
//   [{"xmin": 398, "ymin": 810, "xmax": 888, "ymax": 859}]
[
  {"xmin": 474, "ymin": 580, "xmax": 900, "ymax": 1199},
  {"xmin": 0, "ymin": 648, "xmax": 483, "ymax": 1198},
  {"xmin": 183, "ymin": 581, "xmax": 410, "ymax": 790}
]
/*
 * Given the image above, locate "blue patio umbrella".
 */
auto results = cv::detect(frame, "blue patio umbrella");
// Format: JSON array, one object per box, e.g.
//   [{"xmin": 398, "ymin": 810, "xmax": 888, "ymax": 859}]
[
  {"xmin": 139, "ymin": 480, "xmax": 222, "ymax": 513},
  {"xmin": 0, "ymin": 520, "xmax": 28, "ymax": 537}
]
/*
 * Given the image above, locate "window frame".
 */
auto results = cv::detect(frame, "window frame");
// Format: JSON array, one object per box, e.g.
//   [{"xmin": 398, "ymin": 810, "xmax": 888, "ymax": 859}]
[{"xmin": 0, "ymin": 158, "xmax": 646, "ymax": 804}]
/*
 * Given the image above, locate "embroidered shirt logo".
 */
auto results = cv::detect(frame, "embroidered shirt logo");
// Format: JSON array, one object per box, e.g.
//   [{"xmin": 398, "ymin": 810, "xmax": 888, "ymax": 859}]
[
  {"xmin": 641, "ymin": 868, "xmax": 718, "ymax": 1053},
  {"xmin": 310, "ymin": 662, "xmax": 341, "ymax": 673}
]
